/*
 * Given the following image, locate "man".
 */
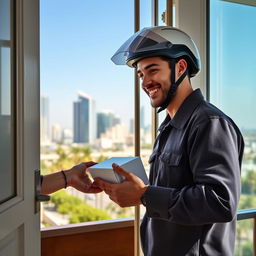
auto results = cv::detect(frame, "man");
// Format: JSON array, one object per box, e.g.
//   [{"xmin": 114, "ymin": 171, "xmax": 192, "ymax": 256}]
[{"xmin": 94, "ymin": 26, "xmax": 244, "ymax": 255}]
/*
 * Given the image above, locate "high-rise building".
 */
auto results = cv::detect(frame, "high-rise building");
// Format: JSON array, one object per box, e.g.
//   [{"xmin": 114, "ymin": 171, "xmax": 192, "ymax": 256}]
[
  {"xmin": 40, "ymin": 95, "xmax": 50, "ymax": 143},
  {"xmin": 73, "ymin": 92, "xmax": 96, "ymax": 144},
  {"xmin": 97, "ymin": 123, "xmax": 129, "ymax": 149},
  {"xmin": 51, "ymin": 124, "xmax": 62, "ymax": 143},
  {"xmin": 97, "ymin": 111, "xmax": 121, "ymax": 138}
]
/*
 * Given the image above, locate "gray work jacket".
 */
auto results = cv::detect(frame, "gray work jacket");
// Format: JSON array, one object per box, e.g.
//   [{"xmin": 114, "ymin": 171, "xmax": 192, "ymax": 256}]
[{"xmin": 140, "ymin": 89, "xmax": 244, "ymax": 256}]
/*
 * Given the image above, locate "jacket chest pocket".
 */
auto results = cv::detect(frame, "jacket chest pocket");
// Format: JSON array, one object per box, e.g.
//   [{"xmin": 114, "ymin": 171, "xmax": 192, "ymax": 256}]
[
  {"xmin": 158, "ymin": 152, "xmax": 184, "ymax": 186},
  {"xmin": 159, "ymin": 152, "xmax": 182, "ymax": 166},
  {"xmin": 148, "ymin": 151, "xmax": 183, "ymax": 186}
]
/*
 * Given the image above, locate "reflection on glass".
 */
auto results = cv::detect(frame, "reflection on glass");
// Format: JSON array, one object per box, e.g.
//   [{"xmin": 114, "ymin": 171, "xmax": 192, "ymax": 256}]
[
  {"xmin": 210, "ymin": 1, "xmax": 256, "ymax": 254},
  {"xmin": 0, "ymin": 0, "xmax": 15, "ymax": 204},
  {"xmin": 1, "ymin": 48, "xmax": 11, "ymax": 115},
  {"xmin": 40, "ymin": 0, "xmax": 135, "ymax": 226}
]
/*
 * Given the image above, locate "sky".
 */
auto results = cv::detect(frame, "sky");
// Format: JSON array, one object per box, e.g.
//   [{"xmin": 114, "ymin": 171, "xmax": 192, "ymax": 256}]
[
  {"xmin": 40, "ymin": 0, "xmax": 130, "ymax": 129},
  {"xmin": 40, "ymin": 0, "xmax": 256, "ymax": 131},
  {"xmin": 210, "ymin": 0, "xmax": 256, "ymax": 130},
  {"xmin": 40, "ymin": 0, "xmax": 155, "ymax": 130}
]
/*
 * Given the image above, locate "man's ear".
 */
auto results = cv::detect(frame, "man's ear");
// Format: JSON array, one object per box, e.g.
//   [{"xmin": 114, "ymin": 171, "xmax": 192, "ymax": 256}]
[{"xmin": 176, "ymin": 59, "xmax": 187, "ymax": 77}]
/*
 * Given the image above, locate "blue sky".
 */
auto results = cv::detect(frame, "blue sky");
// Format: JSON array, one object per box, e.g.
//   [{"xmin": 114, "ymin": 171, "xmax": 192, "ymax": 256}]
[
  {"xmin": 40, "ymin": 0, "xmax": 137, "ymax": 129},
  {"xmin": 210, "ymin": 0, "xmax": 256, "ymax": 130},
  {"xmin": 40, "ymin": 0, "xmax": 168, "ymax": 130},
  {"xmin": 40, "ymin": 0, "xmax": 256, "ymax": 130}
]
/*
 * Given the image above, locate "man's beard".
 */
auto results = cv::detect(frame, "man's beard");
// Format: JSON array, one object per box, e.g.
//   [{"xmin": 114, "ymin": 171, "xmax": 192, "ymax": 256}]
[{"xmin": 149, "ymin": 89, "xmax": 169, "ymax": 108}]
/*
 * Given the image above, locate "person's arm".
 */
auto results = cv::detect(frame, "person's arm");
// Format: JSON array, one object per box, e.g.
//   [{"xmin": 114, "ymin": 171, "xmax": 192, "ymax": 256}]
[
  {"xmin": 41, "ymin": 171, "xmax": 66, "ymax": 194},
  {"xmin": 141, "ymin": 118, "xmax": 243, "ymax": 225},
  {"xmin": 95, "ymin": 118, "xmax": 244, "ymax": 225},
  {"xmin": 41, "ymin": 161, "xmax": 102, "ymax": 195}
]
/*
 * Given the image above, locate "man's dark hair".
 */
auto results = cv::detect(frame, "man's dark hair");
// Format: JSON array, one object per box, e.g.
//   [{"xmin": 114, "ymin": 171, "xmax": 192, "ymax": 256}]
[{"xmin": 159, "ymin": 56, "xmax": 191, "ymax": 79}]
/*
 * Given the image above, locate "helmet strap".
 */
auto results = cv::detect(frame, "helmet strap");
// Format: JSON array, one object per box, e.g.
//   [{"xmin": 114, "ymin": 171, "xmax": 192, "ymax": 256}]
[{"xmin": 157, "ymin": 59, "xmax": 188, "ymax": 113}]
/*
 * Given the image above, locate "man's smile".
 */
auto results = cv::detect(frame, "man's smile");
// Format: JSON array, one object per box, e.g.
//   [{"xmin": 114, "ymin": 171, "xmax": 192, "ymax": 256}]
[{"xmin": 145, "ymin": 84, "xmax": 161, "ymax": 98}]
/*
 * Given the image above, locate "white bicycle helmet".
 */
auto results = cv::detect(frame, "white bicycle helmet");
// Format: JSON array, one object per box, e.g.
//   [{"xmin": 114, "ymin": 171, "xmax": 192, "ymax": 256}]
[{"xmin": 111, "ymin": 26, "xmax": 201, "ymax": 112}]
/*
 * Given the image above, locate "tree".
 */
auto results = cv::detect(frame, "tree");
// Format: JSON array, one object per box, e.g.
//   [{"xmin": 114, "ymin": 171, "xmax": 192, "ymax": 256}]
[{"xmin": 49, "ymin": 190, "xmax": 111, "ymax": 224}]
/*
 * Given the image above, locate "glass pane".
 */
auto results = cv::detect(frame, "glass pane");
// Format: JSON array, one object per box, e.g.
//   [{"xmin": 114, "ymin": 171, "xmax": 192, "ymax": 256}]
[
  {"xmin": 210, "ymin": 3, "xmax": 256, "ymax": 253},
  {"xmin": 40, "ymin": 0, "xmax": 135, "ymax": 226},
  {"xmin": 235, "ymin": 219, "xmax": 254, "ymax": 256},
  {"xmin": 210, "ymin": 0, "xmax": 256, "ymax": 211},
  {"xmin": 157, "ymin": 0, "xmax": 176, "ymax": 126},
  {"xmin": 0, "ymin": 0, "xmax": 15, "ymax": 203},
  {"xmin": 158, "ymin": 0, "xmax": 176, "ymax": 26},
  {"xmin": 0, "ymin": 0, "xmax": 10, "ymax": 40},
  {"xmin": 139, "ymin": 0, "xmax": 152, "ymax": 219},
  {"xmin": 0, "ymin": 48, "xmax": 11, "ymax": 115},
  {"xmin": 158, "ymin": 0, "xmax": 165, "ymax": 26},
  {"xmin": 40, "ymin": 95, "xmax": 50, "ymax": 144},
  {"xmin": 140, "ymin": 0, "xmax": 151, "ymax": 28}
]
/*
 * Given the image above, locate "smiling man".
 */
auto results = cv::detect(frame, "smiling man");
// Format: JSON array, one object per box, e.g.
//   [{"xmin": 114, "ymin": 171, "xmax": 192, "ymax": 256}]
[{"xmin": 94, "ymin": 26, "xmax": 244, "ymax": 256}]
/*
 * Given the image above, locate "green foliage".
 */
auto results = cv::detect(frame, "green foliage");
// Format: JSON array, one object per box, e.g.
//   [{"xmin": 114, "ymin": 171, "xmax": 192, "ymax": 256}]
[
  {"xmin": 40, "ymin": 160, "xmax": 48, "ymax": 174},
  {"xmin": 241, "ymin": 241, "xmax": 253, "ymax": 256},
  {"xmin": 50, "ymin": 190, "xmax": 111, "ymax": 223},
  {"xmin": 42, "ymin": 145, "xmax": 114, "ymax": 223},
  {"xmin": 242, "ymin": 170, "xmax": 256, "ymax": 194},
  {"xmin": 141, "ymin": 144, "xmax": 152, "ymax": 150},
  {"xmin": 235, "ymin": 240, "xmax": 253, "ymax": 256},
  {"xmin": 238, "ymin": 194, "xmax": 256, "ymax": 209},
  {"xmin": 106, "ymin": 202, "xmax": 134, "ymax": 218},
  {"xmin": 69, "ymin": 204, "xmax": 111, "ymax": 223},
  {"xmin": 41, "ymin": 145, "xmax": 94, "ymax": 175}
]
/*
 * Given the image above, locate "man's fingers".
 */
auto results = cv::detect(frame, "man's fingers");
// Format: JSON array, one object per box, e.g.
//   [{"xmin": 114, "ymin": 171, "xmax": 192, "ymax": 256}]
[
  {"xmin": 93, "ymin": 178, "xmax": 112, "ymax": 191},
  {"xmin": 84, "ymin": 162, "xmax": 98, "ymax": 177},
  {"xmin": 83, "ymin": 161, "xmax": 97, "ymax": 168},
  {"xmin": 93, "ymin": 178, "xmax": 104, "ymax": 189},
  {"xmin": 87, "ymin": 187, "xmax": 103, "ymax": 193},
  {"xmin": 112, "ymin": 163, "xmax": 133, "ymax": 180}
]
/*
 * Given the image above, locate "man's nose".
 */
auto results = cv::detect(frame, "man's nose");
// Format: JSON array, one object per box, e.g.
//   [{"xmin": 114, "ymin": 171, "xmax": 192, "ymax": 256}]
[{"xmin": 141, "ymin": 76, "xmax": 152, "ymax": 88}]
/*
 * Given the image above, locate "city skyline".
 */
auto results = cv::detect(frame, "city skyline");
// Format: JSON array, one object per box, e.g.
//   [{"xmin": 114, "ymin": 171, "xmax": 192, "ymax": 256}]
[
  {"xmin": 40, "ymin": 91, "xmax": 147, "ymax": 145},
  {"xmin": 40, "ymin": 0, "xmax": 133, "ymax": 130},
  {"xmin": 40, "ymin": 0, "xmax": 256, "ymax": 133}
]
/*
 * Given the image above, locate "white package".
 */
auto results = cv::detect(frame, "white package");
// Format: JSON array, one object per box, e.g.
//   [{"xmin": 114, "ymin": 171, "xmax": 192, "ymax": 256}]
[{"xmin": 88, "ymin": 157, "xmax": 149, "ymax": 184}]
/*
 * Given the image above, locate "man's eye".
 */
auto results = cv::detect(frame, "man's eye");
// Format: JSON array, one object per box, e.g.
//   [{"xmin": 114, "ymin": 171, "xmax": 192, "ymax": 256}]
[{"xmin": 150, "ymin": 69, "xmax": 158, "ymax": 74}]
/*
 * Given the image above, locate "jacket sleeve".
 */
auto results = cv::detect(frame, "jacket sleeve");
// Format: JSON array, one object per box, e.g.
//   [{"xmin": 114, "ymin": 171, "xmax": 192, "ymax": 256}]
[{"xmin": 143, "ymin": 118, "xmax": 244, "ymax": 225}]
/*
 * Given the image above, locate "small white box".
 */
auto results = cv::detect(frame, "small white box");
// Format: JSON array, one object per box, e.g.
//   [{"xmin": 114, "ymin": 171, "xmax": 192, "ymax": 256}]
[{"xmin": 88, "ymin": 157, "xmax": 149, "ymax": 184}]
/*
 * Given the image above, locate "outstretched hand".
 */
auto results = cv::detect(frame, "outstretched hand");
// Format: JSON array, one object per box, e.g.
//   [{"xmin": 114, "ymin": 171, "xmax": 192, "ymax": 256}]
[
  {"xmin": 93, "ymin": 163, "xmax": 148, "ymax": 207},
  {"xmin": 66, "ymin": 161, "xmax": 102, "ymax": 193}
]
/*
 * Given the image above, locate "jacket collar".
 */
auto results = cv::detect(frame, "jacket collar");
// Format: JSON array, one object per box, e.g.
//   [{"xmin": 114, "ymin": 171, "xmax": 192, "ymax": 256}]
[{"xmin": 159, "ymin": 89, "xmax": 204, "ymax": 131}]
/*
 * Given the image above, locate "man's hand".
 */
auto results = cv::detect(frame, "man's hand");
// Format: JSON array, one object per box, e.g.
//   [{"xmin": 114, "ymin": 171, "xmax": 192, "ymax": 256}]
[
  {"xmin": 93, "ymin": 163, "xmax": 148, "ymax": 207},
  {"xmin": 65, "ymin": 161, "xmax": 102, "ymax": 193}
]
